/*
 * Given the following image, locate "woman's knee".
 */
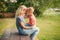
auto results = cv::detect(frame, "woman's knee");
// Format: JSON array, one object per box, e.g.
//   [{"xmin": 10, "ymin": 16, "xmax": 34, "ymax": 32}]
[{"xmin": 35, "ymin": 27, "xmax": 40, "ymax": 33}]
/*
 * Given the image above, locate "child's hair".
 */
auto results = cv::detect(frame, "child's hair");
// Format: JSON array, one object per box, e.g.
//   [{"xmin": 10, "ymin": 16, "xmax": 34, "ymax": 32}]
[
  {"xmin": 15, "ymin": 5, "xmax": 27, "ymax": 18},
  {"xmin": 28, "ymin": 7, "xmax": 34, "ymax": 12}
]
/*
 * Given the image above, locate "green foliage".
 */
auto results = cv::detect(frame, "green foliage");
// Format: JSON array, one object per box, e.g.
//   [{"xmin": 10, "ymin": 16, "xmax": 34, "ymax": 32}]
[
  {"xmin": 0, "ymin": 2, "xmax": 7, "ymax": 12},
  {"xmin": 24, "ymin": 0, "xmax": 42, "ymax": 16},
  {"xmin": 0, "ymin": 15, "xmax": 3, "ymax": 18},
  {"xmin": 0, "ymin": 0, "xmax": 60, "ymax": 17},
  {"xmin": 6, "ymin": 3, "xmax": 16, "ymax": 12}
]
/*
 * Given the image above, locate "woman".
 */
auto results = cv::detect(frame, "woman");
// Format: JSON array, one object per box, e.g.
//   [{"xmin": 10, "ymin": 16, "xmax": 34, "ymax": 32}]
[{"xmin": 15, "ymin": 5, "xmax": 39, "ymax": 40}]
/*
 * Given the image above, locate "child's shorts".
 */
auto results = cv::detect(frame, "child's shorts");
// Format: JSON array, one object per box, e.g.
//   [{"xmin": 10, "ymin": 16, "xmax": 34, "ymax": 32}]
[{"xmin": 25, "ymin": 23, "xmax": 36, "ymax": 28}]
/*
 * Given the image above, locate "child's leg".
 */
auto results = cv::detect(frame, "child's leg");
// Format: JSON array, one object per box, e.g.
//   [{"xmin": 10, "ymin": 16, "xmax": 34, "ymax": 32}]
[
  {"xmin": 23, "ymin": 27, "xmax": 39, "ymax": 40},
  {"xmin": 25, "ymin": 23, "xmax": 32, "ymax": 27}
]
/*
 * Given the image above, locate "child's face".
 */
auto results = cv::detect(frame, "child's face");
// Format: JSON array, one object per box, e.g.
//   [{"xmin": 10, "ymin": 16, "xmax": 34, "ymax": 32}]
[{"xmin": 26, "ymin": 9, "xmax": 33, "ymax": 15}]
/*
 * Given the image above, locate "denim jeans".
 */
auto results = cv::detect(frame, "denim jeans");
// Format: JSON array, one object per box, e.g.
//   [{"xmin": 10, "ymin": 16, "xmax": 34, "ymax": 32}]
[
  {"xmin": 25, "ymin": 24, "xmax": 39, "ymax": 40},
  {"xmin": 23, "ymin": 27, "xmax": 39, "ymax": 40},
  {"xmin": 17, "ymin": 24, "xmax": 39, "ymax": 40}
]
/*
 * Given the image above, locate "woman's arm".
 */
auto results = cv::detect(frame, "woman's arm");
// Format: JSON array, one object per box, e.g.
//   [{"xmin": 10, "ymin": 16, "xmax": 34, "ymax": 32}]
[{"xmin": 20, "ymin": 22, "xmax": 33, "ymax": 29}]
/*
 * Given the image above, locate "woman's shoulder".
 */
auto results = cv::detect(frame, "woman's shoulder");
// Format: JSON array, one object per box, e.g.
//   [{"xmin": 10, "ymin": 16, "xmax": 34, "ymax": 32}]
[
  {"xmin": 17, "ymin": 16, "xmax": 22, "ymax": 18},
  {"xmin": 17, "ymin": 16, "xmax": 24, "ymax": 20}
]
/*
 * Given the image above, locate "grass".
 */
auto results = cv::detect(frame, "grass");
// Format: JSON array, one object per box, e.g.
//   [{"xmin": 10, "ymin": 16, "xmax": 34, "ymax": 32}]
[
  {"xmin": 37, "ymin": 13, "xmax": 60, "ymax": 40},
  {"xmin": 0, "ymin": 12, "xmax": 60, "ymax": 40}
]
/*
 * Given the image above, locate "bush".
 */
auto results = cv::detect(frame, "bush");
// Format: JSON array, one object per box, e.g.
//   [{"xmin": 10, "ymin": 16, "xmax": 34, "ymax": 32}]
[
  {"xmin": 0, "ymin": 0, "xmax": 60, "ymax": 17},
  {"xmin": 0, "ymin": 15, "xmax": 3, "ymax": 18}
]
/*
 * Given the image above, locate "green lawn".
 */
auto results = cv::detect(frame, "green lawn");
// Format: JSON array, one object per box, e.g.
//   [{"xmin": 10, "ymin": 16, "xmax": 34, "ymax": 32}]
[
  {"xmin": 0, "ymin": 12, "xmax": 60, "ymax": 40},
  {"xmin": 37, "ymin": 13, "xmax": 60, "ymax": 40}
]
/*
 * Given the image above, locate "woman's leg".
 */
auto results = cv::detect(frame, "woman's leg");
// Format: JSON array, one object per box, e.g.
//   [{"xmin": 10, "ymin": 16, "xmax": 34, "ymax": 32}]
[
  {"xmin": 30, "ymin": 28, "xmax": 39, "ymax": 40},
  {"xmin": 23, "ymin": 27, "xmax": 39, "ymax": 40}
]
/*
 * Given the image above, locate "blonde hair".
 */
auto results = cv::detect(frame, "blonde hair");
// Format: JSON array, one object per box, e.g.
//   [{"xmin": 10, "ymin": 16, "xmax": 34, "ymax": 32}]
[
  {"xmin": 15, "ymin": 5, "xmax": 27, "ymax": 18},
  {"xmin": 28, "ymin": 7, "xmax": 34, "ymax": 12}
]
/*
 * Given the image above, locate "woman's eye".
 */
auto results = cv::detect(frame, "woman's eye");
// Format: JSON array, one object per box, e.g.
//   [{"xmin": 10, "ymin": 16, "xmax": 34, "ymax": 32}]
[{"xmin": 24, "ymin": 9, "xmax": 26, "ymax": 10}]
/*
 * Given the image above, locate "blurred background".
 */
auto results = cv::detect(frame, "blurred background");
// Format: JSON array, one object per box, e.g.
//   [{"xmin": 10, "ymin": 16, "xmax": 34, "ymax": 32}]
[{"xmin": 0, "ymin": 0, "xmax": 60, "ymax": 40}]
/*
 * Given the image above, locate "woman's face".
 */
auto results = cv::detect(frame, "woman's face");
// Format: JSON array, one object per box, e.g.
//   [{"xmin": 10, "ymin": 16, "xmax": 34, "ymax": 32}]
[
  {"xmin": 23, "ymin": 8, "xmax": 27, "ymax": 14},
  {"xmin": 22, "ymin": 8, "xmax": 27, "ymax": 16}
]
